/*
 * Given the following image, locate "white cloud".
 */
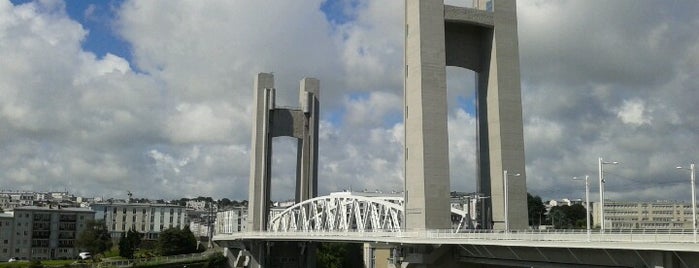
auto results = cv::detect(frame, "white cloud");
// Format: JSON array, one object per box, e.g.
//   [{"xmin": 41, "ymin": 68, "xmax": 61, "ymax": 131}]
[
  {"xmin": 616, "ymin": 99, "xmax": 651, "ymax": 126},
  {"xmin": 1, "ymin": 0, "xmax": 698, "ymax": 205}
]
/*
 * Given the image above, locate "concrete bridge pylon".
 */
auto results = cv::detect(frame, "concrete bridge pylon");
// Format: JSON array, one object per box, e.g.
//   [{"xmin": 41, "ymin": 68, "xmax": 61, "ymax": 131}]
[{"xmin": 404, "ymin": 0, "xmax": 527, "ymax": 231}]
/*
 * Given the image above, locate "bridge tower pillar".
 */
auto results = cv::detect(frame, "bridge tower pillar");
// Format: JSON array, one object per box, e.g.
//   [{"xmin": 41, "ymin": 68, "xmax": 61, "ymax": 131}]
[
  {"xmin": 404, "ymin": 0, "xmax": 527, "ymax": 231},
  {"xmin": 246, "ymin": 73, "xmax": 320, "ymax": 267}
]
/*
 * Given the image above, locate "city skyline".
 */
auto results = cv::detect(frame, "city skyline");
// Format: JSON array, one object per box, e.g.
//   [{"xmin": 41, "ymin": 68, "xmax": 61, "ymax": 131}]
[{"xmin": 1, "ymin": 0, "xmax": 698, "ymax": 202}]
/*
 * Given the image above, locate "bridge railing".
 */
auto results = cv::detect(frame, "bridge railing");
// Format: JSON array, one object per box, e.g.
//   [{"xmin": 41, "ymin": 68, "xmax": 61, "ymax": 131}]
[
  {"xmin": 419, "ymin": 228, "xmax": 697, "ymax": 243},
  {"xmin": 215, "ymin": 228, "xmax": 698, "ymax": 244}
]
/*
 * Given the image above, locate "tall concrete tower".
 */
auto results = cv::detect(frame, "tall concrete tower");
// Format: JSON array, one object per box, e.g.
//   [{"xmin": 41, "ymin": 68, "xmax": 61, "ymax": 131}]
[
  {"xmin": 404, "ymin": 0, "xmax": 527, "ymax": 230},
  {"xmin": 245, "ymin": 73, "xmax": 320, "ymax": 268},
  {"xmin": 247, "ymin": 73, "xmax": 320, "ymax": 232}
]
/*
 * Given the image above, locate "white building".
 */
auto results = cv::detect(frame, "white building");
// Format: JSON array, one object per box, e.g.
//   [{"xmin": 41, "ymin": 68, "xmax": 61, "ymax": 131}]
[
  {"xmin": 593, "ymin": 200, "xmax": 696, "ymax": 229},
  {"xmin": 215, "ymin": 207, "xmax": 247, "ymax": 234},
  {"xmin": 185, "ymin": 200, "xmax": 207, "ymax": 211},
  {"xmin": 91, "ymin": 203, "xmax": 188, "ymax": 240}
]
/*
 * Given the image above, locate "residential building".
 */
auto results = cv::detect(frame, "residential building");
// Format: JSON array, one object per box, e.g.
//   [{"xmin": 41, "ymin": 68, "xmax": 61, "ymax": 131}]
[
  {"xmin": 215, "ymin": 207, "xmax": 247, "ymax": 234},
  {"xmin": 593, "ymin": 200, "xmax": 696, "ymax": 229},
  {"xmin": 1, "ymin": 213, "xmax": 14, "ymax": 261},
  {"xmin": 7, "ymin": 206, "xmax": 94, "ymax": 260},
  {"xmin": 91, "ymin": 202, "xmax": 188, "ymax": 240},
  {"xmin": 186, "ymin": 200, "xmax": 215, "ymax": 211},
  {"xmin": 0, "ymin": 195, "xmax": 9, "ymax": 209}
]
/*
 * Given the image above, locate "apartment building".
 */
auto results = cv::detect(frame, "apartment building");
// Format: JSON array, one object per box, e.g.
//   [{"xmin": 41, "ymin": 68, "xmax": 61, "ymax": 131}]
[
  {"xmin": 3, "ymin": 206, "xmax": 94, "ymax": 261},
  {"xmin": 215, "ymin": 206, "xmax": 247, "ymax": 234},
  {"xmin": 593, "ymin": 200, "xmax": 696, "ymax": 229},
  {"xmin": 0, "ymin": 213, "xmax": 14, "ymax": 261},
  {"xmin": 91, "ymin": 203, "xmax": 188, "ymax": 240}
]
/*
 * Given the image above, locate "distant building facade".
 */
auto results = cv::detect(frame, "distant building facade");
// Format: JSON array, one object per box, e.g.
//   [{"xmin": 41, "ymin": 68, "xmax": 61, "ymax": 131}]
[
  {"xmin": 0, "ymin": 213, "xmax": 14, "ymax": 261},
  {"xmin": 215, "ymin": 207, "xmax": 247, "ymax": 234},
  {"xmin": 593, "ymin": 201, "xmax": 696, "ymax": 229},
  {"xmin": 0, "ymin": 190, "xmax": 92, "ymax": 211},
  {"xmin": 91, "ymin": 203, "xmax": 188, "ymax": 240},
  {"xmin": 0, "ymin": 206, "xmax": 94, "ymax": 261}
]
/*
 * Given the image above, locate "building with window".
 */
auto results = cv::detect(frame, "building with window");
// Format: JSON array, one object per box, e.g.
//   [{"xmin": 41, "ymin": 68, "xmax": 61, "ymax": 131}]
[
  {"xmin": 215, "ymin": 206, "xmax": 247, "ymax": 234},
  {"xmin": 0, "ymin": 213, "xmax": 14, "ymax": 261},
  {"xmin": 593, "ymin": 200, "xmax": 696, "ymax": 229},
  {"xmin": 3, "ymin": 206, "xmax": 94, "ymax": 261},
  {"xmin": 91, "ymin": 203, "xmax": 188, "ymax": 240}
]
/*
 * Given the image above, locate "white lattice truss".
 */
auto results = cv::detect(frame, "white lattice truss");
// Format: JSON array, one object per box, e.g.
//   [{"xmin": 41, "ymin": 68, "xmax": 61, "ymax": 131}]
[{"xmin": 268, "ymin": 193, "xmax": 469, "ymax": 233}]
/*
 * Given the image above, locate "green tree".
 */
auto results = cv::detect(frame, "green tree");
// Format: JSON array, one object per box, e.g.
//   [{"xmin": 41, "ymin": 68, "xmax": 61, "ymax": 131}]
[
  {"xmin": 316, "ymin": 243, "xmax": 362, "ymax": 268},
  {"xmin": 218, "ymin": 198, "xmax": 233, "ymax": 208},
  {"xmin": 566, "ymin": 204, "xmax": 588, "ymax": 228},
  {"xmin": 158, "ymin": 226, "xmax": 197, "ymax": 256},
  {"xmin": 76, "ymin": 220, "xmax": 113, "ymax": 255},
  {"xmin": 119, "ymin": 228, "xmax": 142, "ymax": 258},
  {"xmin": 548, "ymin": 204, "xmax": 588, "ymax": 229},
  {"xmin": 527, "ymin": 193, "xmax": 545, "ymax": 227}
]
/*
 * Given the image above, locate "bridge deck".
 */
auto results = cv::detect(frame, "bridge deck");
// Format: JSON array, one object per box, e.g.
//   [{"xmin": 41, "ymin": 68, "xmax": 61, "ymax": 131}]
[{"xmin": 215, "ymin": 229, "xmax": 699, "ymax": 252}]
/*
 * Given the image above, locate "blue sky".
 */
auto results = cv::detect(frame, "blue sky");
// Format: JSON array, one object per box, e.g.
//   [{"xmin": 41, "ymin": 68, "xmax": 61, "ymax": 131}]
[{"xmin": 11, "ymin": 0, "xmax": 131, "ymax": 61}]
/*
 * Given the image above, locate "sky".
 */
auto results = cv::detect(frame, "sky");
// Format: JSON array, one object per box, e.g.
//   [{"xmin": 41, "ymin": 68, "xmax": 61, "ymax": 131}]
[{"xmin": 1, "ymin": 0, "xmax": 698, "ymax": 204}]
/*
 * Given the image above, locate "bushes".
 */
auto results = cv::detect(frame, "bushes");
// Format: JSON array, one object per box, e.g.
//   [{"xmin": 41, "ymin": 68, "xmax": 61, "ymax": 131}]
[{"xmin": 157, "ymin": 226, "xmax": 197, "ymax": 256}]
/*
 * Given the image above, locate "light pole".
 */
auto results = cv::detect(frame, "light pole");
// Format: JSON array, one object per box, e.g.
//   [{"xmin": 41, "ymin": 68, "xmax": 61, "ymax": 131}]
[
  {"xmin": 573, "ymin": 175, "xmax": 591, "ymax": 241},
  {"xmin": 676, "ymin": 163, "xmax": 696, "ymax": 243},
  {"xmin": 598, "ymin": 157, "xmax": 619, "ymax": 232},
  {"xmin": 503, "ymin": 170, "xmax": 520, "ymax": 232}
]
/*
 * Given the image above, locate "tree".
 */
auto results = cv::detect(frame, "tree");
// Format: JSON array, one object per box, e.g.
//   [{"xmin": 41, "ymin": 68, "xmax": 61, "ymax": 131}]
[
  {"xmin": 548, "ymin": 204, "xmax": 588, "ymax": 229},
  {"xmin": 219, "ymin": 198, "xmax": 232, "ymax": 208},
  {"xmin": 316, "ymin": 243, "xmax": 362, "ymax": 268},
  {"xmin": 157, "ymin": 226, "xmax": 197, "ymax": 256},
  {"xmin": 527, "ymin": 193, "xmax": 545, "ymax": 227},
  {"xmin": 76, "ymin": 220, "xmax": 113, "ymax": 255},
  {"xmin": 119, "ymin": 228, "xmax": 142, "ymax": 258}
]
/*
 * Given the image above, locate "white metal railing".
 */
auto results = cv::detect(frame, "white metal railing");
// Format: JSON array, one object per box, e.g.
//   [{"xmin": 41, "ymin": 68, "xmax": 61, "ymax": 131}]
[{"xmin": 215, "ymin": 229, "xmax": 699, "ymax": 245}]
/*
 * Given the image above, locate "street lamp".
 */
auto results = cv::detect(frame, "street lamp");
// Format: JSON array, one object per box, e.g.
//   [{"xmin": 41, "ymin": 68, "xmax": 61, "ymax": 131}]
[
  {"xmin": 598, "ymin": 157, "xmax": 619, "ymax": 232},
  {"xmin": 676, "ymin": 164, "xmax": 696, "ymax": 243},
  {"xmin": 503, "ymin": 170, "xmax": 520, "ymax": 232},
  {"xmin": 573, "ymin": 175, "xmax": 591, "ymax": 240}
]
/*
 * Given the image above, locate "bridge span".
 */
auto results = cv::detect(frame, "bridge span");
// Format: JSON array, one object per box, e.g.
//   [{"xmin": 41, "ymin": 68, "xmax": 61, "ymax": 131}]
[{"xmin": 214, "ymin": 191, "xmax": 699, "ymax": 267}]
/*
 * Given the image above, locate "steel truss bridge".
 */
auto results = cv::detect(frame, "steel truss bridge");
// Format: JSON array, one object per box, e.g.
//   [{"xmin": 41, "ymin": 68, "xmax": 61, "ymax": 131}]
[
  {"xmin": 215, "ymin": 193, "xmax": 699, "ymax": 267},
  {"xmin": 267, "ymin": 192, "xmax": 470, "ymax": 233}
]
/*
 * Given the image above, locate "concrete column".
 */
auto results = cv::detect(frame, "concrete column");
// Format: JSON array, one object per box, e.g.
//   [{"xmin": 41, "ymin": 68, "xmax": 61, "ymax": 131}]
[
  {"xmin": 486, "ymin": 0, "xmax": 528, "ymax": 231},
  {"xmin": 296, "ymin": 78, "xmax": 319, "ymax": 203},
  {"xmin": 404, "ymin": 0, "xmax": 452, "ymax": 231},
  {"xmin": 248, "ymin": 73, "xmax": 274, "ymax": 232}
]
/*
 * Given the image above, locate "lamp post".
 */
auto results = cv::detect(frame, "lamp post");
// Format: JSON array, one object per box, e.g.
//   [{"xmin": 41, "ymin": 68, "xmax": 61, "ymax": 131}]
[
  {"xmin": 598, "ymin": 157, "xmax": 619, "ymax": 232},
  {"xmin": 676, "ymin": 163, "xmax": 696, "ymax": 243},
  {"xmin": 503, "ymin": 170, "xmax": 520, "ymax": 232},
  {"xmin": 573, "ymin": 175, "xmax": 590, "ymax": 241}
]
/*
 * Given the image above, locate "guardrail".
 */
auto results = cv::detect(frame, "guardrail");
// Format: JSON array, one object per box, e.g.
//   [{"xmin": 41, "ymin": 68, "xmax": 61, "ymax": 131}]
[{"xmin": 215, "ymin": 229, "xmax": 699, "ymax": 245}]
